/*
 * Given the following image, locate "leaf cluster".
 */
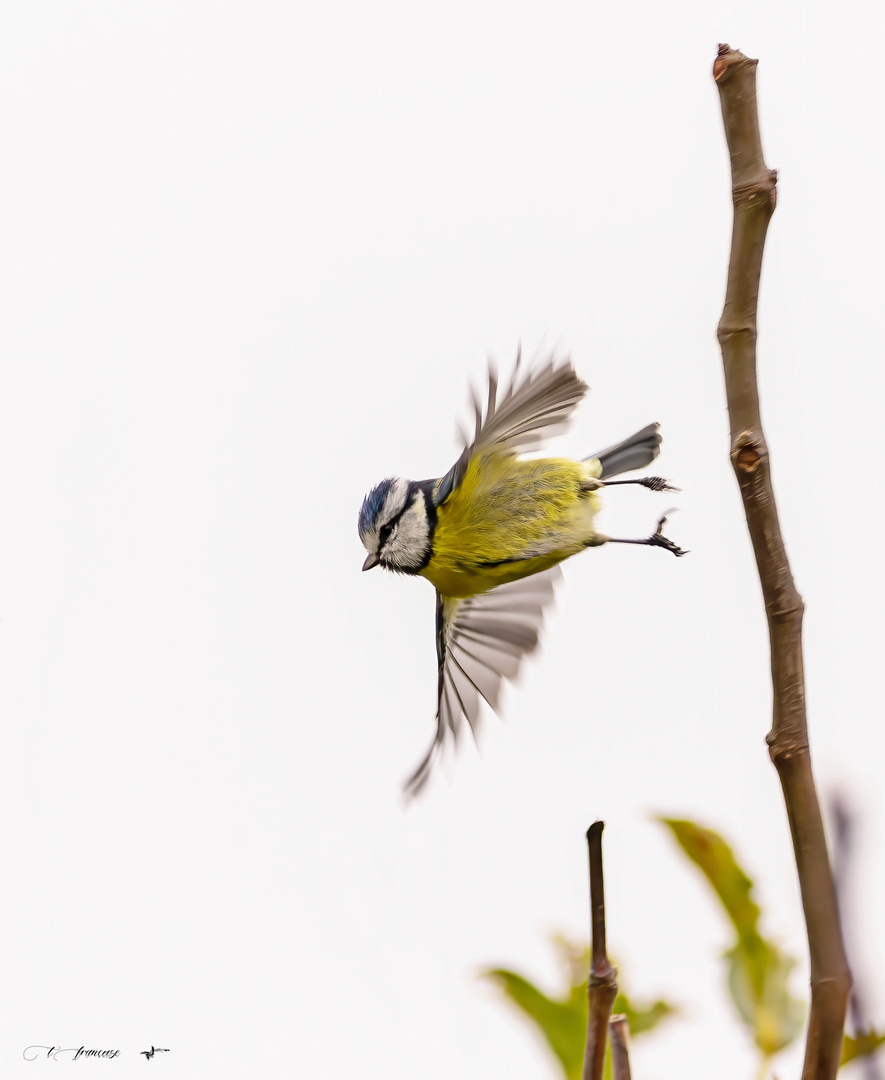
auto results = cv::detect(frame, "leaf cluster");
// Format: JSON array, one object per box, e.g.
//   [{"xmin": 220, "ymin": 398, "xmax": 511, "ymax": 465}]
[
  {"xmin": 483, "ymin": 934, "xmax": 675, "ymax": 1080},
  {"xmin": 486, "ymin": 819, "xmax": 885, "ymax": 1078}
]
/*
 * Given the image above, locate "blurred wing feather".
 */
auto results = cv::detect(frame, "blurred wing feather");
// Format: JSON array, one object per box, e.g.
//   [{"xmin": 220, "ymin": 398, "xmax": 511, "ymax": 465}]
[
  {"xmin": 403, "ymin": 567, "xmax": 560, "ymax": 797},
  {"xmin": 434, "ymin": 349, "xmax": 588, "ymax": 505}
]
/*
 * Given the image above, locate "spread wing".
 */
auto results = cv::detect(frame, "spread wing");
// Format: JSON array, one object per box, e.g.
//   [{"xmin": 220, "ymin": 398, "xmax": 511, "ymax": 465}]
[
  {"xmin": 434, "ymin": 348, "xmax": 588, "ymax": 506},
  {"xmin": 403, "ymin": 567, "xmax": 560, "ymax": 797}
]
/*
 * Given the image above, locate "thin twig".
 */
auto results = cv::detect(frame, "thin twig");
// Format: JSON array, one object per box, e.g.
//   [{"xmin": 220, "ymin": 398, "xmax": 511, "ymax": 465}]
[
  {"xmin": 713, "ymin": 43, "xmax": 851, "ymax": 1080},
  {"xmin": 581, "ymin": 821, "xmax": 618, "ymax": 1080},
  {"xmin": 609, "ymin": 1015, "xmax": 633, "ymax": 1080}
]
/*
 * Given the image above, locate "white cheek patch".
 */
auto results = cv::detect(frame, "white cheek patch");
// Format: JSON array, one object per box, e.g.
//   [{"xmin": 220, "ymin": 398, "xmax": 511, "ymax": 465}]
[
  {"xmin": 386, "ymin": 497, "xmax": 432, "ymax": 570},
  {"xmin": 396, "ymin": 500, "xmax": 429, "ymax": 548}
]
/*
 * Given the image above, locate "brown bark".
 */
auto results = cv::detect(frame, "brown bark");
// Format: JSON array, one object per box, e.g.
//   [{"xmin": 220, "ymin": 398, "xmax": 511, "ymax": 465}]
[
  {"xmin": 713, "ymin": 43, "xmax": 851, "ymax": 1080},
  {"xmin": 609, "ymin": 1015, "xmax": 633, "ymax": 1080}
]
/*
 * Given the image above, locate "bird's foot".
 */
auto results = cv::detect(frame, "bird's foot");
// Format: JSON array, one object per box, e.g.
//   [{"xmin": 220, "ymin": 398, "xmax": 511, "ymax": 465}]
[
  {"xmin": 597, "ymin": 476, "xmax": 680, "ymax": 492},
  {"xmin": 646, "ymin": 513, "xmax": 688, "ymax": 557}
]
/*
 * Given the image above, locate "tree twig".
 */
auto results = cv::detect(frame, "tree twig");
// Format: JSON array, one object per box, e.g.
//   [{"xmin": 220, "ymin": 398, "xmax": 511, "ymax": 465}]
[
  {"xmin": 581, "ymin": 821, "xmax": 618, "ymax": 1080},
  {"xmin": 609, "ymin": 1015, "xmax": 633, "ymax": 1080},
  {"xmin": 713, "ymin": 43, "xmax": 851, "ymax": 1080}
]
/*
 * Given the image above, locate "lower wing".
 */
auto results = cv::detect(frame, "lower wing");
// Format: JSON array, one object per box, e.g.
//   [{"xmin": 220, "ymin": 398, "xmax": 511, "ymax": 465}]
[{"xmin": 403, "ymin": 566, "xmax": 561, "ymax": 797}]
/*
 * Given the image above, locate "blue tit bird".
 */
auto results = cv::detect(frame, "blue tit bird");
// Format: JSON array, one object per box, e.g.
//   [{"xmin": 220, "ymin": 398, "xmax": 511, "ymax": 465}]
[{"xmin": 358, "ymin": 349, "xmax": 684, "ymax": 795}]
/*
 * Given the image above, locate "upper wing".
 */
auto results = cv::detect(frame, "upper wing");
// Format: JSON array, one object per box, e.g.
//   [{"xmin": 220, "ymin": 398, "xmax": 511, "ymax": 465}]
[
  {"xmin": 403, "ymin": 567, "xmax": 561, "ymax": 797},
  {"xmin": 434, "ymin": 348, "xmax": 588, "ymax": 506}
]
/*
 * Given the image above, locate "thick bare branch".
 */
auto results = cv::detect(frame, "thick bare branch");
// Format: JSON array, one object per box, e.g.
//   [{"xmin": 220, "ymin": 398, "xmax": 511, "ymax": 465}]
[
  {"xmin": 581, "ymin": 821, "xmax": 618, "ymax": 1080},
  {"xmin": 713, "ymin": 43, "xmax": 850, "ymax": 1080}
]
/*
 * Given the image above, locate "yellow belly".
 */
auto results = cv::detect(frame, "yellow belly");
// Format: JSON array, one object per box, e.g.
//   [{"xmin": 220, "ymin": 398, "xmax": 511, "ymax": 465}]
[
  {"xmin": 421, "ymin": 550, "xmax": 570, "ymax": 598},
  {"xmin": 419, "ymin": 454, "xmax": 601, "ymax": 599}
]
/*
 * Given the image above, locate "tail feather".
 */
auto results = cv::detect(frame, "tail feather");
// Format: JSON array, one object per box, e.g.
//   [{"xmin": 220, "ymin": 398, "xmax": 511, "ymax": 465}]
[{"xmin": 586, "ymin": 422, "xmax": 661, "ymax": 478}]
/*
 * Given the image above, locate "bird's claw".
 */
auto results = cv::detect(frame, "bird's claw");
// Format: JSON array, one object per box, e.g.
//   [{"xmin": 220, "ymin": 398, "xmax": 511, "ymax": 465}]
[
  {"xmin": 643, "ymin": 476, "xmax": 680, "ymax": 493},
  {"xmin": 649, "ymin": 514, "xmax": 688, "ymax": 557}
]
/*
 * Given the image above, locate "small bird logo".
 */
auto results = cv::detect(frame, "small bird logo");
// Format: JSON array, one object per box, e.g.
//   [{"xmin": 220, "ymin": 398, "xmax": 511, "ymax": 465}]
[
  {"xmin": 359, "ymin": 348, "xmax": 685, "ymax": 794},
  {"xmin": 140, "ymin": 1046, "xmax": 170, "ymax": 1060}
]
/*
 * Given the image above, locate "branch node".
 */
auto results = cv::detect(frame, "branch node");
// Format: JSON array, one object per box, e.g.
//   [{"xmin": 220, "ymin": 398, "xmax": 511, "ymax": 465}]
[
  {"xmin": 733, "ymin": 171, "xmax": 778, "ymax": 213},
  {"xmin": 767, "ymin": 597, "xmax": 805, "ymax": 623},
  {"xmin": 730, "ymin": 434, "xmax": 767, "ymax": 474},
  {"xmin": 716, "ymin": 325, "xmax": 757, "ymax": 347},
  {"xmin": 589, "ymin": 967, "xmax": 618, "ymax": 988},
  {"xmin": 766, "ymin": 731, "xmax": 809, "ymax": 758}
]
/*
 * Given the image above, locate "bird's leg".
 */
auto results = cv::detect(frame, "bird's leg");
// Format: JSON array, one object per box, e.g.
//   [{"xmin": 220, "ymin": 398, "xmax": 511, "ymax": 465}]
[
  {"xmin": 604, "ymin": 513, "xmax": 688, "ymax": 557},
  {"xmin": 583, "ymin": 476, "xmax": 679, "ymax": 493}
]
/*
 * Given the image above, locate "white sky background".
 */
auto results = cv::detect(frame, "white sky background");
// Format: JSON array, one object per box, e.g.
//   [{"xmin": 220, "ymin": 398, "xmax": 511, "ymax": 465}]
[{"xmin": 1, "ymin": 1, "xmax": 883, "ymax": 1077}]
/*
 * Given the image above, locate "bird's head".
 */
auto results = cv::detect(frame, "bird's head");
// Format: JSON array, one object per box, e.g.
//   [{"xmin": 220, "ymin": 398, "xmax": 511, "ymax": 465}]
[{"xmin": 358, "ymin": 477, "xmax": 434, "ymax": 574}]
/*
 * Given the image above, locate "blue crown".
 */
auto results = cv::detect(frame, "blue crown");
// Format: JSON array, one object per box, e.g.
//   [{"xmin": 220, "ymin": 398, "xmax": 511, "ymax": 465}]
[{"xmin": 358, "ymin": 477, "xmax": 395, "ymax": 538}]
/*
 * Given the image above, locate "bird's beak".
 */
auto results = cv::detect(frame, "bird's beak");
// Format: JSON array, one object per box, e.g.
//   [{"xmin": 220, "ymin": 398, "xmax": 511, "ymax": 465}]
[{"xmin": 362, "ymin": 552, "xmax": 380, "ymax": 571}]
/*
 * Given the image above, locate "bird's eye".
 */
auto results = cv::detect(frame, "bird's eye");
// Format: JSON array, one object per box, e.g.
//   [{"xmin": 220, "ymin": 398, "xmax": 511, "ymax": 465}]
[{"xmin": 379, "ymin": 522, "xmax": 394, "ymax": 546}]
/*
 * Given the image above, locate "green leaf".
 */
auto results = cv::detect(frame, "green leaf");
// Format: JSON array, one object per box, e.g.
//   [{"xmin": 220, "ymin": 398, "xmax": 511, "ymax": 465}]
[
  {"xmin": 658, "ymin": 817, "xmax": 805, "ymax": 1056},
  {"xmin": 725, "ymin": 941, "xmax": 805, "ymax": 1055},
  {"xmin": 482, "ymin": 934, "xmax": 677, "ymax": 1080},
  {"xmin": 841, "ymin": 1029, "xmax": 885, "ymax": 1067},
  {"xmin": 613, "ymin": 993, "xmax": 677, "ymax": 1037},
  {"xmin": 658, "ymin": 818, "xmax": 762, "ymax": 943},
  {"xmin": 483, "ymin": 968, "xmax": 586, "ymax": 1080}
]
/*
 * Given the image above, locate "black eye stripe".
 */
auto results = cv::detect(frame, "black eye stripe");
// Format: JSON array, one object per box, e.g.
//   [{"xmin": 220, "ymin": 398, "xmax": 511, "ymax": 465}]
[{"xmin": 379, "ymin": 492, "xmax": 416, "ymax": 541}]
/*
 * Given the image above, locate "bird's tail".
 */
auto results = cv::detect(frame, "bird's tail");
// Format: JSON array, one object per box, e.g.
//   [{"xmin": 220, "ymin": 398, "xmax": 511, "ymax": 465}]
[{"xmin": 585, "ymin": 422, "xmax": 661, "ymax": 478}]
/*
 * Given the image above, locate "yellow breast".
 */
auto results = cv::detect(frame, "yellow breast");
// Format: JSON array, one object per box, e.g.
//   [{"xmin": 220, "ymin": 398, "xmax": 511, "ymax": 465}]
[{"xmin": 420, "ymin": 454, "xmax": 601, "ymax": 599}]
